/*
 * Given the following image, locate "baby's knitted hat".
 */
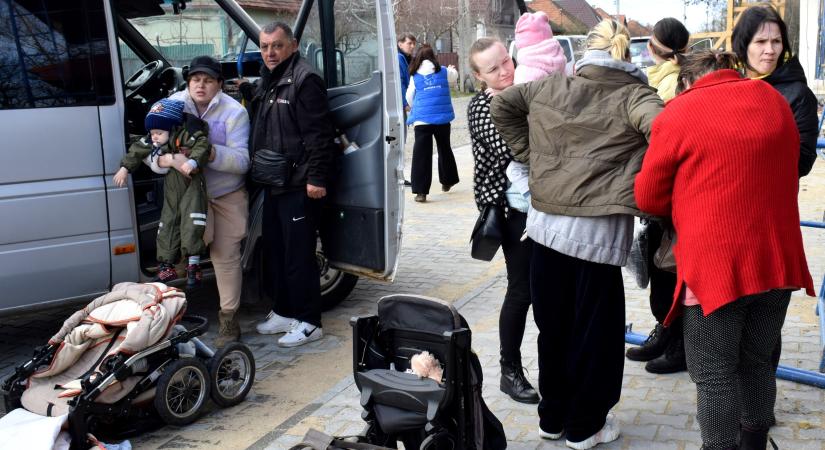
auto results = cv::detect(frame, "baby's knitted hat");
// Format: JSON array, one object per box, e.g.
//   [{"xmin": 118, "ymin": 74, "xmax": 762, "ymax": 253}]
[
  {"xmin": 145, "ymin": 98, "xmax": 184, "ymax": 132},
  {"xmin": 515, "ymin": 11, "xmax": 553, "ymax": 50}
]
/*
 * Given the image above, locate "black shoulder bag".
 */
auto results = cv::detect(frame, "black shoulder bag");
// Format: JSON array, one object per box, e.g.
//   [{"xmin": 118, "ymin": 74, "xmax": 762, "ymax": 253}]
[{"xmin": 470, "ymin": 205, "xmax": 506, "ymax": 261}]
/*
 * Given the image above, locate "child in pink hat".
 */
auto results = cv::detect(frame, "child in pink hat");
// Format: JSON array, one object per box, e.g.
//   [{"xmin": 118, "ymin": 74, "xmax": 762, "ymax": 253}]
[{"xmin": 513, "ymin": 11, "xmax": 567, "ymax": 84}]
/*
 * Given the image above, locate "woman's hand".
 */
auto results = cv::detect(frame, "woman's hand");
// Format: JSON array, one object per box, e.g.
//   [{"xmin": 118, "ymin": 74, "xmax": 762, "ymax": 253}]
[{"xmin": 158, "ymin": 153, "xmax": 176, "ymax": 168}]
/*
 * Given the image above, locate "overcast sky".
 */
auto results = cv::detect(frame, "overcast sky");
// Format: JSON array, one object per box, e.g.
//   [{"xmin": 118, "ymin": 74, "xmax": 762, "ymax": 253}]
[{"xmin": 588, "ymin": 0, "xmax": 717, "ymax": 32}]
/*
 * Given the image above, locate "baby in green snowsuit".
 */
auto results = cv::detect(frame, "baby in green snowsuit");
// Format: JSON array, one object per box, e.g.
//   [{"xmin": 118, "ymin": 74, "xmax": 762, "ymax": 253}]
[{"xmin": 114, "ymin": 98, "xmax": 210, "ymax": 288}]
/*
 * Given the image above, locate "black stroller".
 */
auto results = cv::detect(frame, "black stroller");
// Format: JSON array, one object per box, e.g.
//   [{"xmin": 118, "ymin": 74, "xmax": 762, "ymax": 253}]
[
  {"xmin": 0, "ymin": 282, "xmax": 255, "ymax": 450},
  {"xmin": 350, "ymin": 294, "xmax": 506, "ymax": 449}
]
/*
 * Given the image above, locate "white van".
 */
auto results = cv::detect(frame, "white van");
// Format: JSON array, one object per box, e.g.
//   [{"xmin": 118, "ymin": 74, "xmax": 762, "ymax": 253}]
[
  {"xmin": 0, "ymin": 0, "xmax": 404, "ymax": 314},
  {"xmin": 509, "ymin": 34, "xmax": 587, "ymax": 75}
]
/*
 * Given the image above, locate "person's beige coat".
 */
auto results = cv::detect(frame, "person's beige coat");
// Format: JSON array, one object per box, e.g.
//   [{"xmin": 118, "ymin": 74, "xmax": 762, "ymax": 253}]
[{"xmin": 490, "ymin": 65, "xmax": 663, "ymax": 217}]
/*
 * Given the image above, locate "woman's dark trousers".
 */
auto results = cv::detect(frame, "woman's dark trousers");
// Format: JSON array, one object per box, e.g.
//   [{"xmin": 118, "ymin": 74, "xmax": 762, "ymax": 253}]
[
  {"xmin": 500, "ymin": 210, "xmax": 532, "ymax": 364},
  {"xmin": 647, "ymin": 221, "xmax": 677, "ymax": 323},
  {"xmin": 683, "ymin": 289, "xmax": 790, "ymax": 450},
  {"xmin": 531, "ymin": 244, "xmax": 625, "ymax": 442},
  {"xmin": 411, "ymin": 123, "xmax": 459, "ymax": 195}
]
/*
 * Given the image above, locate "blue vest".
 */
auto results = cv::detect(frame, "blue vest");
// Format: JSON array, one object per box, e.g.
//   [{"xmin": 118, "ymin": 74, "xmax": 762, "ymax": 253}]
[{"xmin": 407, "ymin": 68, "xmax": 455, "ymax": 125}]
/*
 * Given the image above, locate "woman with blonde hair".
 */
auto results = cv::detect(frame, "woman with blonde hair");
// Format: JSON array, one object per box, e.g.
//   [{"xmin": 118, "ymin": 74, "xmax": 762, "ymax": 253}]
[
  {"xmin": 466, "ymin": 37, "xmax": 539, "ymax": 404},
  {"xmin": 491, "ymin": 19, "xmax": 662, "ymax": 449}
]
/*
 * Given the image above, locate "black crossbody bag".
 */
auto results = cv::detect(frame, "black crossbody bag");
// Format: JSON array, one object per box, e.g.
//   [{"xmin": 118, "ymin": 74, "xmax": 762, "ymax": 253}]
[{"xmin": 251, "ymin": 149, "xmax": 293, "ymax": 187}]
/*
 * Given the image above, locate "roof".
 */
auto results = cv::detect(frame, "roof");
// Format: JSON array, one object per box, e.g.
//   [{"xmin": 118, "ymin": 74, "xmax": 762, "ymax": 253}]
[
  {"xmin": 627, "ymin": 19, "xmax": 653, "ymax": 37},
  {"xmin": 238, "ymin": 0, "xmax": 300, "ymax": 12},
  {"xmin": 527, "ymin": 0, "xmax": 589, "ymax": 34},
  {"xmin": 553, "ymin": 0, "xmax": 601, "ymax": 28}
]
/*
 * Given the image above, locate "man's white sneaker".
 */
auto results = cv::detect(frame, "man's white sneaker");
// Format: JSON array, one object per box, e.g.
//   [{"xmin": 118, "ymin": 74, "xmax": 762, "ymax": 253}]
[
  {"xmin": 256, "ymin": 310, "xmax": 295, "ymax": 335},
  {"xmin": 277, "ymin": 321, "xmax": 323, "ymax": 347},
  {"xmin": 565, "ymin": 413, "xmax": 620, "ymax": 449}
]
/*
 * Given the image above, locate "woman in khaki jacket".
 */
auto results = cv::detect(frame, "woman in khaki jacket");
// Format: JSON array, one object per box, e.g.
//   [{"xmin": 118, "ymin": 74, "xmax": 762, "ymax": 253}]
[{"xmin": 491, "ymin": 20, "xmax": 662, "ymax": 449}]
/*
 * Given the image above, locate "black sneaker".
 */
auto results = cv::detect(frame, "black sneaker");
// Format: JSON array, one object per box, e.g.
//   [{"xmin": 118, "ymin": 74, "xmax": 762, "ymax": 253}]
[{"xmin": 626, "ymin": 323, "xmax": 671, "ymax": 362}]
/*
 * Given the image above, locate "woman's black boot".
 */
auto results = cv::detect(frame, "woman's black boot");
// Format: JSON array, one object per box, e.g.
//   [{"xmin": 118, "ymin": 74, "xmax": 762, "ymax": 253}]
[
  {"xmin": 739, "ymin": 425, "xmax": 777, "ymax": 450},
  {"xmin": 626, "ymin": 322, "xmax": 672, "ymax": 361},
  {"xmin": 500, "ymin": 359, "xmax": 539, "ymax": 404}
]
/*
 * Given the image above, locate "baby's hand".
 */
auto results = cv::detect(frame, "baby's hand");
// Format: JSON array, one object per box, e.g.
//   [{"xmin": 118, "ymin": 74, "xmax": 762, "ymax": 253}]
[
  {"xmin": 179, "ymin": 161, "xmax": 196, "ymax": 177},
  {"xmin": 113, "ymin": 167, "xmax": 128, "ymax": 187}
]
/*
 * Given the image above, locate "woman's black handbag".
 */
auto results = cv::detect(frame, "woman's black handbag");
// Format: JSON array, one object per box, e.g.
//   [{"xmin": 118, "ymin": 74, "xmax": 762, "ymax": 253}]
[
  {"xmin": 251, "ymin": 149, "xmax": 293, "ymax": 187},
  {"xmin": 470, "ymin": 205, "xmax": 506, "ymax": 261}
]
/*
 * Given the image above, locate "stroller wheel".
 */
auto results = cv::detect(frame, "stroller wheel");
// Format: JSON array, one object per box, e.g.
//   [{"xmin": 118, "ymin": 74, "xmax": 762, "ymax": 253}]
[
  {"xmin": 154, "ymin": 358, "xmax": 211, "ymax": 426},
  {"xmin": 208, "ymin": 342, "xmax": 255, "ymax": 407}
]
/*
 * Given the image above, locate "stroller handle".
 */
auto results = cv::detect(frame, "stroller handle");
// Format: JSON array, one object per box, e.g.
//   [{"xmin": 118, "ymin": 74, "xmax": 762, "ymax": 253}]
[{"xmin": 176, "ymin": 314, "xmax": 209, "ymax": 339}]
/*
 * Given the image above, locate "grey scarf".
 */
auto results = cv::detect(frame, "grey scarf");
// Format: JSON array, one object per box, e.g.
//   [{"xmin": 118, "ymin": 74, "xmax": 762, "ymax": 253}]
[{"xmin": 574, "ymin": 49, "xmax": 648, "ymax": 84}]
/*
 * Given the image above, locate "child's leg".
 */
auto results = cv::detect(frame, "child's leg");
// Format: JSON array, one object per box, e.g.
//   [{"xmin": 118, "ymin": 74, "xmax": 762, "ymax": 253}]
[
  {"xmin": 156, "ymin": 172, "xmax": 185, "ymax": 265},
  {"xmin": 179, "ymin": 173, "xmax": 209, "ymax": 262}
]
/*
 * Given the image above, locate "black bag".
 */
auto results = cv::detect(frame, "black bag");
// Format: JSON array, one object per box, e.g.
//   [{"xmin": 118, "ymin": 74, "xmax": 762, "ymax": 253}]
[
  {"xmin": 470, "ymin": 205, "xmax": 505, "ymax": 261},
  {"xmin": 251, "ymin": 149, "xmax": 293, "ymax": 187},
  {"xmin": 654, "ymin": 224, "xmax": 677, "ymax": 273}
]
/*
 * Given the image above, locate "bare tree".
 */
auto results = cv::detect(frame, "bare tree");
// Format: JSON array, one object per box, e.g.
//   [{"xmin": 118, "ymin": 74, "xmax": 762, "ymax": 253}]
[{"xmin": 394, "ymin": 0, "xmax": 464, "ymax": 45}]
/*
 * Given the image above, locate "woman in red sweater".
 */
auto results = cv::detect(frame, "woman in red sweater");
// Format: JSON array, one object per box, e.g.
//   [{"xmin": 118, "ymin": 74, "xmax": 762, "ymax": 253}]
[{"xmin": 634, "ymin": 51, "xmax": 814, "ymax": 450}]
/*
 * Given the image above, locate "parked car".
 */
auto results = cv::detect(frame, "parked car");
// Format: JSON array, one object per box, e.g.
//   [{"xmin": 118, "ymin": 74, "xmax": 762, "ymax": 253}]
[
  {"xmin": 0, "ymin": 0, "xmax": 404, "ymax": 315},
  {"xmin": 509, "ymin": 34, "xmax": 587, "ymax": 75},
  {"xmin": 630, "ymin": 36, "xmax": 655, "ymax": 70}
]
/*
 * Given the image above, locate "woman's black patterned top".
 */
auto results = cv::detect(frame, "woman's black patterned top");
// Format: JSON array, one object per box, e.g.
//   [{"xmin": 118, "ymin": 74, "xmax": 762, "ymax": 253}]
[{"xmin": 467, "ymin": 91, "xmax": 513, "ymax": 211}]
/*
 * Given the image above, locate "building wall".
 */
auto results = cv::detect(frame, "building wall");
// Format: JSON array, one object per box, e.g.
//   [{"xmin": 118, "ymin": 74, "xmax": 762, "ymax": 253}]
[{"xmin": 798, "ymin": 0, "xmax": 824, "ymax": 93}]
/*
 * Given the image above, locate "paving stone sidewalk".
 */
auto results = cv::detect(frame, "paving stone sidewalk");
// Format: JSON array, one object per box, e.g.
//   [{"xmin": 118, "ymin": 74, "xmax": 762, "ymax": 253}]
[
  {"xmin": 254, "ymin": 270, "xmax": 825, "ymax": 450},
  {"xmin": 253, "ymin": 134, "xmax": 825, "ymax": 449}
]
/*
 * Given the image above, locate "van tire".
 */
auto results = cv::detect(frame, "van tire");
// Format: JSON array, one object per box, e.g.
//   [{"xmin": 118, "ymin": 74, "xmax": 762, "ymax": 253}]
[
  {"xmin": 320, "ymin": 271, "xmax": 358, "ymax": 311},
  {"xmin": 246, "ymin": 243, "xmax": 358, "ymax": 310}
]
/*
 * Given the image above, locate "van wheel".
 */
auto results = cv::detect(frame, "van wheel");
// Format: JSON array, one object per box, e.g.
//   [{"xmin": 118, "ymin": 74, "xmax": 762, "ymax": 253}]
[{"xmin": 317, "ymin": 250, "xmax": 358, "ymax": 311}]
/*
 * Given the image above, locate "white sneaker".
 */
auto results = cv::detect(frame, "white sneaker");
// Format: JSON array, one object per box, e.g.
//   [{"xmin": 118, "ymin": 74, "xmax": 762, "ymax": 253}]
[
  {"xmin": 539, "ymin": 427, "xmax": 564, "ymax": 440},
  {"xmin": 277, "ymin": 321, "xmax": 323, "ymax": 347},
  {"xmin": 565, "ymin": 413, "xmax": 620, "ymax": 449},
  {"xmin": 256, "ymin": 310, "xmax": 296, "ymax": 335},
  {"xmin": 539, "ymin": 427, "xmax": 564, "ymax": 441}
]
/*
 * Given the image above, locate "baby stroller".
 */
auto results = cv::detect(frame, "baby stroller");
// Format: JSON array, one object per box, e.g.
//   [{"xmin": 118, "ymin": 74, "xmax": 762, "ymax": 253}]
[
  {"xmin": 350, "ymin": 294, "xmax": 506, "ymax": 449},
  {"xmin": 0, "ymin": 282, "xmax": 255, "ymax": 450}
]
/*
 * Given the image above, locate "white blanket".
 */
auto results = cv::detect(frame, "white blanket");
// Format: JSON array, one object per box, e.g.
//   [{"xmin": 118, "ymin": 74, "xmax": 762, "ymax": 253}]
[{"xmin": 0, "ymin": 408, "xmax": 68, "ymax": 450}]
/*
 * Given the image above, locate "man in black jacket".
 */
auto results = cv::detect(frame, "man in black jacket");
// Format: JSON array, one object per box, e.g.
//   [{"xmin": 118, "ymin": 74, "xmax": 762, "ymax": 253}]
[{"xmin": 249, "ymin": 22, "xmax": 336, "ymax": 347}]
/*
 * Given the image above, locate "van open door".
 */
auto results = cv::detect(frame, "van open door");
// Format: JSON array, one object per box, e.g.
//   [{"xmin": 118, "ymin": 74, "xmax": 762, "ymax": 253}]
[
  {"xmin": 243, "ymin": 0, "xmax": 405, "ymax": 307},
  {"xmin": 302, "ymin": 0, "xmax": 404, "ymax": 281}
]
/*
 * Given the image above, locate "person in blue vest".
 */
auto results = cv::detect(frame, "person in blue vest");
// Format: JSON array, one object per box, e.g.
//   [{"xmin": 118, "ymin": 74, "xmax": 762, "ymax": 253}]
[{"xmin": 406, "ymin": 44, "xmax": 459, "ymax": 203}]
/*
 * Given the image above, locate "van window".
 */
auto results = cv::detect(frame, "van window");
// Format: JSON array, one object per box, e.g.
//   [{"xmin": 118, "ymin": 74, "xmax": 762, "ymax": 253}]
[
  {"xmin": 558, "ymin": 40, "xmax": 572, "ymax": 62},
  {"xmin": 302, "ymin": 1, "xmax": 379, "ymax": 87},
  {"xmin": 125, "ymin": 2, "xmax": 251, "ymax": 75},
  {"xmin": 0, "ymin": 0, "xmax": 115, "ymax": 110}
]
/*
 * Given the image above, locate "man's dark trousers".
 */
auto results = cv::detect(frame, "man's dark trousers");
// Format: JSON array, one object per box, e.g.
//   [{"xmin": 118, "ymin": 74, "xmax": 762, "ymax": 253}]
[{"xmin": 262, "ymin": 189, "xmax": 322, "ymax": 327}]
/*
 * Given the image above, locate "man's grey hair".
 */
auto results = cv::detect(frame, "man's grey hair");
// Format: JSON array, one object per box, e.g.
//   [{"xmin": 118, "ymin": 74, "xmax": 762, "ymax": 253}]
[{"xmin": 261, "ymin": 21, "xmax": 295, "ymax": 41}]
